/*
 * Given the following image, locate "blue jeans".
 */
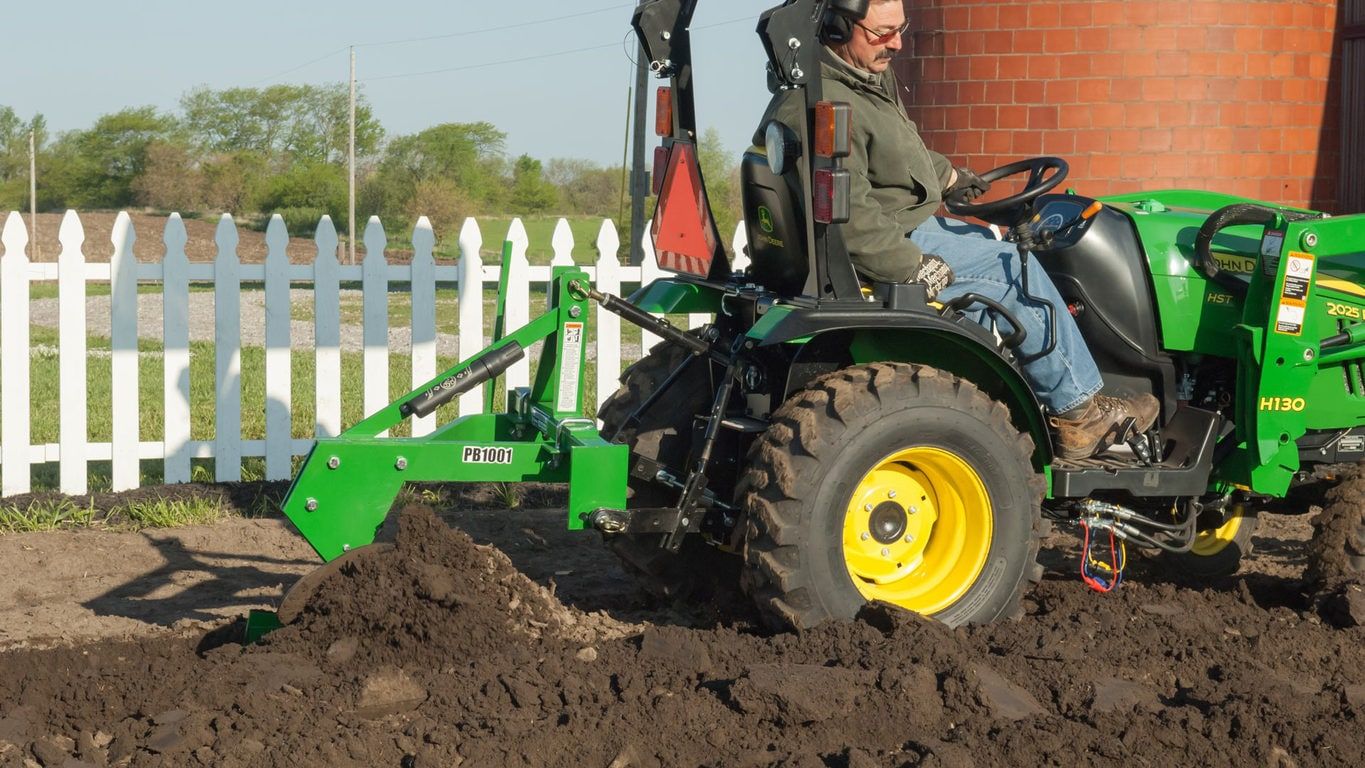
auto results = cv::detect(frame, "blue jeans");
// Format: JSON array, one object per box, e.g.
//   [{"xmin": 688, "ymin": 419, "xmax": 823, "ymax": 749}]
[{"xmin": 909, "ymin": 216, "xmax": 1102, "ymax": 414}]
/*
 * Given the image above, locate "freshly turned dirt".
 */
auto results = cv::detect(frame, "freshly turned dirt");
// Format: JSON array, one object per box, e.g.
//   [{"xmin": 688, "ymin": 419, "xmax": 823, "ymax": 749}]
[{"xmin": 1, "ymin": 503, "xmax": 1363, "ymax": 767}]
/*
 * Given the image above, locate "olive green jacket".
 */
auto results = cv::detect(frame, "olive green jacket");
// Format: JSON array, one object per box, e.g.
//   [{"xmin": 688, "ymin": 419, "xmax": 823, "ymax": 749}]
[{"xmin": 755, "ymin": 48, "xmax": 953, "ymax": 282}]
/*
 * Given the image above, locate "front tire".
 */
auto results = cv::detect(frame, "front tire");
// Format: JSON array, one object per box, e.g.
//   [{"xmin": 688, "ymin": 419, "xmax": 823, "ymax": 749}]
[
  {"xmin": 1158, "ymin": 502, "xmax": 1258, "ymax": 578},
  {"xmin": 739, "ymin": 363, "xmax": 1045, "ymax": 630}
]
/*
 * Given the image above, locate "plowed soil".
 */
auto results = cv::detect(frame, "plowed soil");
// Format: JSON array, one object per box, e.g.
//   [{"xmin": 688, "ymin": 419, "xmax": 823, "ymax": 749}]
[{"xmin": 1, "ymin": 492, "xmax": 1362, "ymax": 768}]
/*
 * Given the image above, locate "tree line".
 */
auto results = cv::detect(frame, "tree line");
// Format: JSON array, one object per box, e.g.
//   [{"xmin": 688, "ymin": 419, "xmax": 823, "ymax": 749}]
[{"xmin": 0, "ymin": 84, "xmax": 742, "ymax": 241}]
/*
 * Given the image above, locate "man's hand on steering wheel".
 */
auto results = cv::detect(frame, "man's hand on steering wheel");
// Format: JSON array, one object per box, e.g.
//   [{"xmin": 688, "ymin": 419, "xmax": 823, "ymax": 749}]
[
  {"xmin": 947, "ymin": 167, "xmax": 991, "ymax": 202},
  {"xmin": 943, "ymin": 157, "xmax": 1070, "ymax": 225}
]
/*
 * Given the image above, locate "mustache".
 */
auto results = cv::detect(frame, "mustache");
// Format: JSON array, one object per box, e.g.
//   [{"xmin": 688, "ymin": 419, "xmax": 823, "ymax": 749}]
[{"xmin": 876, "ymin": 50, "xmax": 895, "ymax": 60}]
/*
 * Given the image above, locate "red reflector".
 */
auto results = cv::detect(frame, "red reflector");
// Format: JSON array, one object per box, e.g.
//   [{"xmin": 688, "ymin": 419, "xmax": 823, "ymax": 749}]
[
  {"xmin": 813, "ymin": 168, "xmax": 851, "ymax": 224},
  {"xmin": 652, "ymin": 146, "xmax": 669, "ymax": 195},
  {"xmin": 655, "ymin": 87, "xmax": 673, "ymax": 137},
  {"xmin": 650, "ymin": 141, "xmax": 719, "ymax": 277}
]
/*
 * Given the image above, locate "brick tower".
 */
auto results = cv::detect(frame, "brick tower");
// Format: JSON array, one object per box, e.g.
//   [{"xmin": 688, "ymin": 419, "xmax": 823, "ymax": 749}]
[{"xmin": 893, "ymin": 0, "xmax": 1347, "ymax": 212}]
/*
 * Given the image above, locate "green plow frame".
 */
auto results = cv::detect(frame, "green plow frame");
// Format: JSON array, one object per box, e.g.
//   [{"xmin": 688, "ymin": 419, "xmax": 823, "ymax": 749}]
[{"xmin": 279, "ymin": 265, "xmax": 628, "ymax": 564}]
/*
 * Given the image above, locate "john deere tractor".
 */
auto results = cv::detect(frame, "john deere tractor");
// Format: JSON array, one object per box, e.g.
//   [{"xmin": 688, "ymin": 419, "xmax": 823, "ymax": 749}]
[{"xmin": 262, "ymin": 0, "xmax": 1365, "ymax": 637}]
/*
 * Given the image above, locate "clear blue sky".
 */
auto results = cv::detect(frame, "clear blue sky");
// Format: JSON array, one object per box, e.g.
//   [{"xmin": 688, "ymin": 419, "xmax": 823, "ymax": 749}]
[{"xmin": 1, "ymin": 0, "xmax": 775, "ymax": 165}]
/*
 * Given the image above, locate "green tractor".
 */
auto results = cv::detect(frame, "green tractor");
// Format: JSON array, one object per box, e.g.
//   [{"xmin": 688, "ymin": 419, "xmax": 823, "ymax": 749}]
[{"xmin": 260, "ymin": 0, "xmax": 1365, "ymax": 637}]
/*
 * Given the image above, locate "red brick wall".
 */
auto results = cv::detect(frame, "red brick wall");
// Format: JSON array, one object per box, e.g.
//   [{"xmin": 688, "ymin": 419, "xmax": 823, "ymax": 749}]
[{"xmin": 893, "ymin": 0, "xmax": 1343, "ymax": 211}]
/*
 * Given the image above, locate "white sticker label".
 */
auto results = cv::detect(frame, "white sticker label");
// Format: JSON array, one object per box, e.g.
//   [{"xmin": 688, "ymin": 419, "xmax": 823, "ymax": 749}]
[
  {"xmin": 462, "ymin": 446, "xmax": 515, "ymax": 465},
  {"xmin": 1275, "ymin": 302, "xmax": 1305, "ymax": 333},
  {"xmin": 1285, "ymin": 254, "xmax": 1313, "ymax": 279},
  {"xmin": 556, "ymin": 322, "xmax": 585, "ymax": 413}
]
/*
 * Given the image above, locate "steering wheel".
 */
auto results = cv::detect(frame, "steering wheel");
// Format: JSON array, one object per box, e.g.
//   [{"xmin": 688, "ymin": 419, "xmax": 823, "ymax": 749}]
[{"xmin": 944, "ymin": 157, "xmax": 1069, "ymax": 224}]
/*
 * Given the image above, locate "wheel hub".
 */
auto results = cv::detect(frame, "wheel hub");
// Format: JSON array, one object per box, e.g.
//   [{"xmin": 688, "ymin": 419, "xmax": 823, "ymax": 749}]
[{"xmin": 869, "ymin": 501, "xmax": 908, "ymax": 544}]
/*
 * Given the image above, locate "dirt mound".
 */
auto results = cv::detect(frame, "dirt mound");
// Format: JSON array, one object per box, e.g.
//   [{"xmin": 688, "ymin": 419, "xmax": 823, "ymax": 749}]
[{"xmin": 1, "ymin": 505, "xmax": 1363, "ymax": 767}]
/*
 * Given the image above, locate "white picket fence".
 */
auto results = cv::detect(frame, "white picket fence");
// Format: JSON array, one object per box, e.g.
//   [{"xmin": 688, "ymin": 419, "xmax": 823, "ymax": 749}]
[{"xmin": 0, "ymin": 210, "xmax": 751, "ymax": 498}]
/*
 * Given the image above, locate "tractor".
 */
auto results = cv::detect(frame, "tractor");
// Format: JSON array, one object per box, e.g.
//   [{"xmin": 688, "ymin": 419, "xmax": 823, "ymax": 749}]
[{"xmin": 255, "ymin": 0, "xmax": 1365, "ymax": 638}]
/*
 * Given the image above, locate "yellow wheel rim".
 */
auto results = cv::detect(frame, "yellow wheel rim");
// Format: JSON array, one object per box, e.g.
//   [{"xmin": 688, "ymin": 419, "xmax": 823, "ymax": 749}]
[
  {"xmin": 841, "ymin": 447, "xmax": 992, "ymax": 616},
  {"xmin": 1190, "ymin": 506, "xmax": 1244, "ymax": 557}
]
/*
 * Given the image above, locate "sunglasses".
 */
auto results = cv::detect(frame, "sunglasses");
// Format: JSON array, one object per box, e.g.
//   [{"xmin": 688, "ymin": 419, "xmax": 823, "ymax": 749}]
[{"xmin": 855, "ymin": 19, "xmax": 910, "ymax": 45}]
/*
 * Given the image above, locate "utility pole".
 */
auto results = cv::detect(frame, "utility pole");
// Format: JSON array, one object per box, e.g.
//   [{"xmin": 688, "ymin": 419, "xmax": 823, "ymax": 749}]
[
  {"xmin": 28, "ymin": 129, "xmax": 36, "ymax": 258},
  {"xmin": 349, "ymin": 46, "xmax": 357, "ymax": 266},
  {"xmin": 618, "ymin": 84, "xmax": 632, "ymax": 227},
  {"xmin": 629, "ymin": 0, "xmax": 650, "ymax": 265}
]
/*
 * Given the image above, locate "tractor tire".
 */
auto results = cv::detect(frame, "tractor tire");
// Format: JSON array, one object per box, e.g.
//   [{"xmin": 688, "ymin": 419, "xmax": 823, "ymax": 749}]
[
  {"xmin": 597, "ymin": 337, "xmax": 741, "ymax": 602},
  {"xmin": 739, "ymin": 363, "xmax": 1046, "ymax": 630},
  {"xmin": 1157, "ymin": 503, "xmax": 1259, "ymax": 578}
]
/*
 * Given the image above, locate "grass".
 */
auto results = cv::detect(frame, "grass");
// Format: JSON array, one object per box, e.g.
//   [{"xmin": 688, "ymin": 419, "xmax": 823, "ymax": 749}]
[
  {"xmin": 425, "ymin": 216, "xmax": 609, "ymax": 265},
  {"xmin": 0, "ymin": 493, "xmax": 229, "ymax": 534},
  {"xmin": 0, "ymin": 498, "xmax": 96, "ymax": 533}
]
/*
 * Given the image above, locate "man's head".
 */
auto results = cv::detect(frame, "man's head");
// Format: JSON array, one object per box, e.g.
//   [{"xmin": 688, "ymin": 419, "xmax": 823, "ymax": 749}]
[{"xmin": 829, "ymin": 0, "xmax": 907, "ymax": 74}]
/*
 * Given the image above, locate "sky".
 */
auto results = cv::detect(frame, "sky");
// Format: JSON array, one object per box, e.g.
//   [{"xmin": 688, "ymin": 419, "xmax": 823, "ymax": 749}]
[{"xmin": 0, "ymin": 0, "xmax": 776, "ymax": 165}]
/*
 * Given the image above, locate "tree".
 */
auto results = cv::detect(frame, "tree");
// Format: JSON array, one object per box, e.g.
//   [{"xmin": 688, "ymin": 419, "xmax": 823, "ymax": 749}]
[
  {"xmin": 697, "ymin": 127, "xmax": 741, "ymax": 245},
  {"xmin": 363, "ymin": 122, "xmax": 510, "ymax": 224},
  {"xmin": 132, "ymin": 141, "xmax": 202, "ymax": 211},
  {"xmin": 545, "ymin": 158, "xmax": 625, "ymax": 218},
  {"xmin": 201, "ymin": 151, "xmax": 270, "ymax": 214},
  {"xmin": 509, "ymin": 155, "xmax": 558, "ymax": 213},
  {"xmin": 42, "ymin": 107, "xmax": 178, "ymax": 209},
  {"xmin": 0, "ymin": 107, "xmax": 46, "ymax": 210},
  {"xmin": 259, "ymin": 161, "xmax": 348, "ymax": 227},
  {"xmin": 180, "ymin": 84, "xmax": 382, "ymax": 165}
]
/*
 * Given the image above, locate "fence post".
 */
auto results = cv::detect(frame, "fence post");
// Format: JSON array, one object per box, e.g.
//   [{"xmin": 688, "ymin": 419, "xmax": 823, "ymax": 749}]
[
  {"xmin": 162, "ymin": 214, "xmax": 192, "ymax": 484},
  {"xmin": 313, "ymin": 217, "xmax": 341, "ymax": 438},
  {"xmin": 503, "ymin": 219, "xmax": 531, "ymax": 393},
  {"xmin": 214, "ymin": 214, "xmax": 242, "ymax": 482},
  {"xmin": 109, "ymin": 213, "xmax": 139, "ymax": 491},
  {"xmin": 263, "ymin": 215, "xmax": 292, "ymax": 480},
  {"xmin": 593, "ymin": 219, "xmax": 623, "ymax": 423},
  {"xmin": 1, "ymin": 213, "xmax": 31, "ymax": 495},
  {"xmin": 362, "ymin": 217, "xmax": 390, "ymax": 436},
  {"xmin": 57, "ymin": 211, "xmax": 88, "ymax": 494},
  {"xmin": 550, "ymin": 218, "xmax": 576, "ymax": 267},
  {"xmin": 456, "ymin": 218, "xmax": 485, "ymax": 416},
  {"xmin": 409, "ymin": 217, "xmax": 437, "ymax": 436}
]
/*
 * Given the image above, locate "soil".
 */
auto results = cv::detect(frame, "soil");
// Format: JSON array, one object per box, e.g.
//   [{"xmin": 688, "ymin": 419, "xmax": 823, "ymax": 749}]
[{"xmin": 0, "ymin": 488, "xmax": 1362, "ymax": 768}]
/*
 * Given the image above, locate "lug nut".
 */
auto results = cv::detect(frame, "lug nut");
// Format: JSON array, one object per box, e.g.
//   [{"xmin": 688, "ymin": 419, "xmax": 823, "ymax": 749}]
[
  {"xmin": 905, "ymin": 534, "xmax": 915, "ymax": 544},
  {"xmin": 860, "ymin": 532, "xmax": 870, "ymax": 541},
  {"xmin": 887, "ymin": 490, "xmax": 897, "ymax": 499},
  {"xmin": 909, "ymin": 506, "xmax": 918, "ymax": 514},
  {"xmin": 880, "ymin": 548, "xmax": 890, "ymax": 557},
  {"xmin": 864, "ymin": 504, "xmax": 873, "ymax": 512}
]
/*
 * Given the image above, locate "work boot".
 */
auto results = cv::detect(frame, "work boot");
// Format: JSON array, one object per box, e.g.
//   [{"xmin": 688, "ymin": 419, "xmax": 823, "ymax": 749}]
[{"xmin": 1049, "ymin": 393, "xmax": 1160, "ymax": 460}]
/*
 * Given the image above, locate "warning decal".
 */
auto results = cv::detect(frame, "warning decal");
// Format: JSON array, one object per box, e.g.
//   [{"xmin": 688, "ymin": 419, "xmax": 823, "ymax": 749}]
[
  {"xmin": 1274, "ymin": 251, "xmax": 1314, "ymax": 336},
  {"xmin": 556, "ymin": 322, "xmax": 585, "ymax": 413}
]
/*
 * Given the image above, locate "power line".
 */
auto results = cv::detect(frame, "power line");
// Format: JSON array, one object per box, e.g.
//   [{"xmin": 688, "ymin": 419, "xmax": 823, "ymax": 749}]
[
  {"xmin": 363, "ymin": 15, "xmax": 754, "ymax": 84},
  {"xmin": 356, "ymin": 2, "xmax": 636, "ymax": 48},
  {"xmin": 252, "ymin": 46, "xmax": 349, "ymax": 86}
]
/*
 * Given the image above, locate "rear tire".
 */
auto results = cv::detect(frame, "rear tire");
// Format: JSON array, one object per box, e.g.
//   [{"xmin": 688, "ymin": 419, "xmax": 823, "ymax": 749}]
[
  {"xmin": 739, "ymin": 363, "xmax": 1046, "ymax": 630},
  {"xmin": 597, "ymin": 337, "xmax": 740, "ymax": 601},
  {"xmin": 1306, "ymin": 467, "xmax": 1365, "ymax": 626}
]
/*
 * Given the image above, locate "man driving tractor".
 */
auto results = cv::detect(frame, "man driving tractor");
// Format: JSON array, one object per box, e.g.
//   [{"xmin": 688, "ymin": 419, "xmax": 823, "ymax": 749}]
[{"xmin": 755, "ymin": 0, "xmax": 1158, "ymax": 459}]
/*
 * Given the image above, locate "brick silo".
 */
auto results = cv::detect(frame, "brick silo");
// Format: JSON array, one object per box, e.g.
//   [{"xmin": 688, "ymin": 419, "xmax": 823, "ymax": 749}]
[{"xmin": 894, "ymin": 0, "xmax": 1346, "ymax": 212}]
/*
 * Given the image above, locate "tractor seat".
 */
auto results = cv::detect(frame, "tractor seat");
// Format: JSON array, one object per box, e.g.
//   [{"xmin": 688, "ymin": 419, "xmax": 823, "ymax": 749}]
[
  {"xmin": 740, "ymin": 147, "xmax": 810, "ymax": 296},
  {"xmin": 739, "ymin": 147, "xmax": 931, "ymax": 311}
]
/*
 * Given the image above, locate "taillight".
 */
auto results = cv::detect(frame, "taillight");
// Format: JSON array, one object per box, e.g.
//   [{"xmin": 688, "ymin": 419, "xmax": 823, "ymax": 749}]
[
  {"xmin": 813, "ymin": 101, "xmax": 852, "ymax": 158},
  {"xmin": 656, "ymin": 87, "xmax": 673, "ymax": 137},
  {"xmin": 813, "ymin": 168, "xmax": 850, "ymax": 224},
  {"xmin": 652, "ymin": 146, "xmax": 669, "ymax": 195}
]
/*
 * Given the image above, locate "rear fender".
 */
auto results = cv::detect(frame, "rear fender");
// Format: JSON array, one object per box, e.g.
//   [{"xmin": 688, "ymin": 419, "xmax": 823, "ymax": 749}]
[{"xmin": 788, "ymin": 328, "xmax": 1052, "ymax": 471}]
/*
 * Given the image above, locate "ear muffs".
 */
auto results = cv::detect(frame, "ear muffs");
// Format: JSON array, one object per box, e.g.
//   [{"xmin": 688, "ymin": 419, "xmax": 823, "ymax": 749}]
[{"xmin": 819, "ymin": 12, "xmax": 853, "ymax": 44}]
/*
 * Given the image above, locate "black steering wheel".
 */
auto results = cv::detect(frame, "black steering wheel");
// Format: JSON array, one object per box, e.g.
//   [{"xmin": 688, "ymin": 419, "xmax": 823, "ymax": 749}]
[{"xmin": 944, "ymin": 157, "xmax": 1069, "ymax": 224}]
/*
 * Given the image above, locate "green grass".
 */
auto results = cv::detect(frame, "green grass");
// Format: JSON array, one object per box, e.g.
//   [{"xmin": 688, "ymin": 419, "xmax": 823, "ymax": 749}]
[
  {"xmin": 119, "ymin": 495, "xmax": 225, "ymax": 529},
  {"xmin": 0, "ymin": 498, "xmax": 97, "ymax": 533},
  {"xmin": 424, "ymin": 216, "xmax": 609, "ymax": 265}
]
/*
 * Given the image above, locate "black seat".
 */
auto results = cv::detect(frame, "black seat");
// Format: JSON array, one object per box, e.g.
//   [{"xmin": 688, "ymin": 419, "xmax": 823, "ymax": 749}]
[{"xmin": 740, "ymin": 148, "xmax": 810, "ymax": 296}]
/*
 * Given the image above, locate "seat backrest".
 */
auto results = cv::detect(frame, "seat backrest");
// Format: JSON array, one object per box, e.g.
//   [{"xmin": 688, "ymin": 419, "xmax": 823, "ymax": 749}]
[{"xmin": 740, "ymin": 149, "xmax": 810, "ymax": 296}]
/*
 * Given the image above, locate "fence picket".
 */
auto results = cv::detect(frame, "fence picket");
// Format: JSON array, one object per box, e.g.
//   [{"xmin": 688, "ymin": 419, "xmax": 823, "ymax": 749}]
[
  {"xmin": 1, "ymin": 213, "xmax": 31, "ymax": 495},
  {"xmin": 409, "ymin": 217, "xmax": 437, "ymax": 436},
  {"xmin": 456, "ymin": 219, "xmax": 485, "ymax": 416},
  {"xmin": 638, "ymin": 220, "xmax": 664, "ymax": 353},
  {"xmin": 263, "ymin": 215, "xmax": 292, "ymax": 480},
  {"xmin": 550, "ymin": 218, "xmax": 576, "ymax": 267},
  {"xmin": 109, "ymin": 213, "xmax": 139, "ymax": 491},
  {"xmin": 57, "ymin": 211, "xmax": 88, "ymax": 494},
  {"xmin": 162, "ymin": 214, "xmax": 192, "ymax": 484},
  {"xmin": 731, "ymin": 221, "xmax": 750, "ymax": 272},
  {"xmin": 503, "ymin": 219, "xmax": 532, "ymax": 393},
  {"xmin": 214, "ymin": 214, "xmax": 242, "ymax": 482},
  {"xmin": 313, "ymin": 218, "xmax": 342, "ymax": 438},
  {"xmin": 362, "ymin": 218, "xmax": 390, "ymax": 436},
  {"xmin": 594, "ymin": 219, "xmax": 623, "ymax": 422}
]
